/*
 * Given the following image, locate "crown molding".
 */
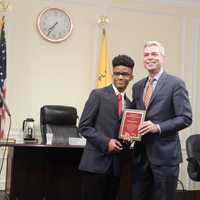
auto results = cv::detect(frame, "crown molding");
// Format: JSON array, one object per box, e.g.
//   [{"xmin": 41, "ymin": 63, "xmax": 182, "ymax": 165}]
[
  {"xmin": 153, "ymin": 0, "xmax": 200, "ymax": 7},
  {"xmin": 51, "ymin": 0, "xmax": 200, "ymax": 8}
]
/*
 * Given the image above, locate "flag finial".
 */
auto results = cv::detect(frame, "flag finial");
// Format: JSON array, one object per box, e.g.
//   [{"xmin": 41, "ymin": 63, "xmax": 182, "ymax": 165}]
[
  {"xmin": 0, "ymin": 0, "xmax": 12, "ymax": 12},
  {"xmin": 98, "ymin": 16, "xmax": 109, "ymax": 28}
]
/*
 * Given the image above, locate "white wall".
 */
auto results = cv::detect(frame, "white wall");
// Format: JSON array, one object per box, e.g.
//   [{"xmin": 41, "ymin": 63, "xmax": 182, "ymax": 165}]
[{"xmin": 0, "ymin": 0, "xmax": 200, "ymax": 190}]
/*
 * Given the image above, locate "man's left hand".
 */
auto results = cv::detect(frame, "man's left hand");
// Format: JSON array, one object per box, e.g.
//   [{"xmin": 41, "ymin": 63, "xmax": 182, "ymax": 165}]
[{"xmin": 139, "ymin": 120, "xmax": 160, "ymax": 135}]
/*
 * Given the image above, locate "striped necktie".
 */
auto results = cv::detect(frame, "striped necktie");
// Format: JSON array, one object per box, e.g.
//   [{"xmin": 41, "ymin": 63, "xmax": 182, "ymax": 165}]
[{"xmin": 144, "ymin": 78, "xmax": 154, "ymax": 109}]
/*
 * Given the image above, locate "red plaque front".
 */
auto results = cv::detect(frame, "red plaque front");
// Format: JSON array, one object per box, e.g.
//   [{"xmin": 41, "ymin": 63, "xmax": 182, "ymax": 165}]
[{"xmin": 119, "ymin": 109, "xmax": 146, "ymax": 141}]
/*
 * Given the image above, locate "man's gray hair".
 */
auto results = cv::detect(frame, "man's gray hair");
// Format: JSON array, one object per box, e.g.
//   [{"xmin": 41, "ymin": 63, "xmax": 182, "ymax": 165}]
[{"xmin": 144, "ymin": 41, "xmax": 165, "ymax": 56}]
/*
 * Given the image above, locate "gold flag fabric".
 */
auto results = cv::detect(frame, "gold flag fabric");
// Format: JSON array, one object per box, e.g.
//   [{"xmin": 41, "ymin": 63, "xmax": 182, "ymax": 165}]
[{"xmin": 96, "ymin": 29, "xmax": 112, "ymax": 88}]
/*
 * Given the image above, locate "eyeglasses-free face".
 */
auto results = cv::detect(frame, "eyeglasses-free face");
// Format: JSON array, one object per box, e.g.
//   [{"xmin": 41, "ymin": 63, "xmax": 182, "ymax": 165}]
[{"xmin": 144, "ymin": 45, "xmax": 164, "ymax": 75}]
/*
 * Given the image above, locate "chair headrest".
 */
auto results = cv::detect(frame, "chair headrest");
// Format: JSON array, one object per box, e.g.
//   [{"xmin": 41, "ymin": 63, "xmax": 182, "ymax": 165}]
[
  {"xmin": 40, "ymin": 105, "xmax": 77, "ymax": 126},
  {"xmin": 186, "ymin": 134, "xmax": 200, "ymax": 159}
]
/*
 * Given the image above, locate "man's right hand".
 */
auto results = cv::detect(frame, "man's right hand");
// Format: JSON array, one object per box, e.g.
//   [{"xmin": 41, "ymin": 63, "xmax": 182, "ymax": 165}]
[{"xmin": 108, "ymin": 139, "xmax": 123, "ymax": 153}]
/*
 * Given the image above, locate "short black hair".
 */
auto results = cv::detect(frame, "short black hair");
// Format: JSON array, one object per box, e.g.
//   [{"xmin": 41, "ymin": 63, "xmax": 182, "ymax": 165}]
[{"xmin": 112, "ymin": 54, "xmax": 135, "ymax": 69}]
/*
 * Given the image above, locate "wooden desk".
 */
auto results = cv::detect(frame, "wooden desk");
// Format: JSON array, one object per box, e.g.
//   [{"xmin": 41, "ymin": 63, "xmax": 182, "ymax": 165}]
[
  {"xmin": 6, "ymin": 144, "xmax": 83, "ymax": 200},
  {"xmin": 6, "ymin": 143, "xmax": 200, "ymax": 200},
  {"xmin": 5, "ymin": 143, "xmax": 132, "ymax": 200}
]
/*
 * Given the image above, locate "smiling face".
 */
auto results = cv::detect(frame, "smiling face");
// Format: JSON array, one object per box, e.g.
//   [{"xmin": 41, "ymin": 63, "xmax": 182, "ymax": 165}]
[
  {"xmin": 112, "ymin": 65, "xmax": 133, "ymax": 92},
  {"xmin": 143, "ymin": 45, "xmax": 164, "ymax": 76}
]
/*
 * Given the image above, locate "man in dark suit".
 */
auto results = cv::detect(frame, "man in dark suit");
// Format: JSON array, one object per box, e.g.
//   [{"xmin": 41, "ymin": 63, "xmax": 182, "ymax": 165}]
[
  {"xmin": 131, "ymin": 41, "xmax": 192, "ymax": 200},
  {"xmin": 79, "ymin": 55, "xmax": 135, "ymax": 200}
]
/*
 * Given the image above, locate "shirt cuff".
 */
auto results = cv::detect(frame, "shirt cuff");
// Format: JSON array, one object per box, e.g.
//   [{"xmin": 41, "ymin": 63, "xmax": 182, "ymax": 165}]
[{"xmin": 156, "ymin": 124, "xmax": 161, "ymax": 134}]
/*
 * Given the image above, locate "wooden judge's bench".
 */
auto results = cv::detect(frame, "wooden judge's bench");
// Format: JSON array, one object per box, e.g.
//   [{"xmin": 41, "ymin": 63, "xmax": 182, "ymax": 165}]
[
  {"xmin": 5, "ymin": 142, "xmax": 133, "ymax": 200},
  {"xmin": 4, "ymin": 141, "xmax": 200, "ymax": 200}
]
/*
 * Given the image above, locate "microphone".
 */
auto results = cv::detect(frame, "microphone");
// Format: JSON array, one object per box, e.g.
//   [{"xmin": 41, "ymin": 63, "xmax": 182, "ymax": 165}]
[{"xmin": 0, "ymin": 89, "xmax": 11, "ymax": 117}]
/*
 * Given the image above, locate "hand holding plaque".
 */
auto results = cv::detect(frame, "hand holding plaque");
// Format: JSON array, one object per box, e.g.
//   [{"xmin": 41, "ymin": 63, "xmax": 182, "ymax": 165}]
[{"xmin": 119, "ymin": 109, "xmax": 146, "ymax": 142}]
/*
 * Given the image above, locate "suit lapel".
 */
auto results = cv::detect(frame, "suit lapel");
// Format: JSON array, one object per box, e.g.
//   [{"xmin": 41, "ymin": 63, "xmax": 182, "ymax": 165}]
[
  {"xmin": 148, "ymin": 72, "xmax": 168, "ymax": 108},
  {"xmin": 105, "ymin": 85, "xmax": 118, "ymax": 113},
  {"xmin": 124, "ymin": 94, "xmax": 130, "ymax": 109}
]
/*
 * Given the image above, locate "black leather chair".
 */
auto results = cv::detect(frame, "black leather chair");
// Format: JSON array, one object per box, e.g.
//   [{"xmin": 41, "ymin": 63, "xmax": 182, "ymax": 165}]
[
  {"xmin": 186, "ymin": 134, "xmax": 200, "ymax": 181},
  {"xmin": 40, "ymin": 105, "xmax": 79, "ymax": 144}
]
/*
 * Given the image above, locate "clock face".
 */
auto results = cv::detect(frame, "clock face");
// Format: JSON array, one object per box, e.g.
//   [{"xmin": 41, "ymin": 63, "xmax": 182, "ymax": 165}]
[{"xmin": 37, "ymin": 8, "xmax": 73, "ymax": 43}]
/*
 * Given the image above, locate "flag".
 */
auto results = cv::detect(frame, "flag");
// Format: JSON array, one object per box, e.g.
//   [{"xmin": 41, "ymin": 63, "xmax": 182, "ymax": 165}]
[
  {"xmin": 96, "ymin": 28, "xmax": 112, "ymax": 88},
  {"xmin": 0, "ymin": 17, "xmax": 7, "ymax": 139}
]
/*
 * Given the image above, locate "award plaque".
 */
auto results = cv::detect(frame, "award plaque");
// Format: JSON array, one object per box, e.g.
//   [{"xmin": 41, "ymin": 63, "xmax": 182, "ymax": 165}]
[{"xmin": 119, "ymin": 109, "xmax": 146, "ymax": 141}]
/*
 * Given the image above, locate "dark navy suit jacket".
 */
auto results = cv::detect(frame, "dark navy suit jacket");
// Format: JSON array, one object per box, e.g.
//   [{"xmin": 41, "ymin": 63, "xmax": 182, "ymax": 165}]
[
  {"xmin": 79, "ymin": 85, "xmax": 131, "ymax": 176},
  {"xmin": 132, "ymin": 72, "xmax": 192, "ymax": 165}
]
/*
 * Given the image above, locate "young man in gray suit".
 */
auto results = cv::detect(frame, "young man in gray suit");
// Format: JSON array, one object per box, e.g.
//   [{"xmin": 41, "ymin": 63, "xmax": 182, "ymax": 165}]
[
  {"xmin": 79, "ymin": 55, "xmax": 135, "ymax": 200},
  {"xmin": 131, "ymin": 41, "xmax": 192, "ymax": 200}
]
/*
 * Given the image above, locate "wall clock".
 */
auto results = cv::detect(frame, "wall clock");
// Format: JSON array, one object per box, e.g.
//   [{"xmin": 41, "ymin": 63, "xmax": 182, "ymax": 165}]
[{"xmin": 36, "ymin": 7, "xmax": 73, "ymax": 43}]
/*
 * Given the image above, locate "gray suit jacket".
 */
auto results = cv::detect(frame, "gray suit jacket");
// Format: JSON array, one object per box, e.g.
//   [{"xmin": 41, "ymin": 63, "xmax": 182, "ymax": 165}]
[
  {"xmin": 79, "ymin": 85, "xmax": 131, "ymax": 175},
  {"xmin": 132, "ymin": 71, "xmax": 192, "ymax": 165}
]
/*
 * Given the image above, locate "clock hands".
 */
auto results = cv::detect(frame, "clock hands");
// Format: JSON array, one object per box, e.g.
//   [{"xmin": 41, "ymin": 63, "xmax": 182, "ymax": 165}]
[{"xmin": 47, "ymin": 22, "xmax": 58, "ymax": 36}]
